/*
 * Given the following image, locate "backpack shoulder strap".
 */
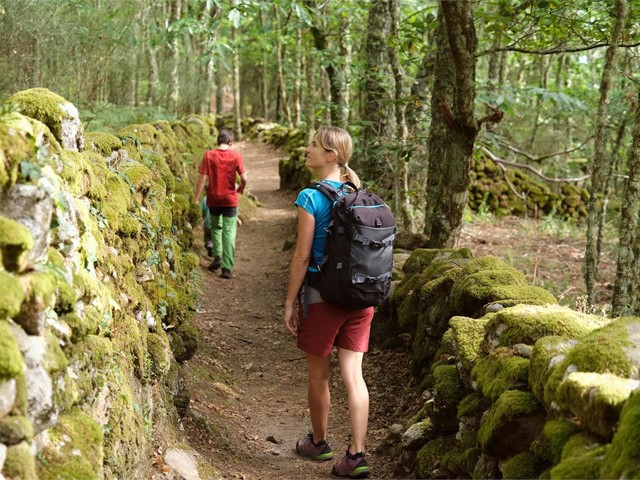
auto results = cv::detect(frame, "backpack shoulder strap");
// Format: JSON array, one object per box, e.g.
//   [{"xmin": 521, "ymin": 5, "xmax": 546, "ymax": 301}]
[{"xmin": 311, "ymin": 181, "xmax": 359, "ymax": 201}]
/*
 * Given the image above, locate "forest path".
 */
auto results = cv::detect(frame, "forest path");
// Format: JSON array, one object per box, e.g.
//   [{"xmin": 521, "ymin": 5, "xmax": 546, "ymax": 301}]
[{"xmin": 180, "ymin": 140, "xmax": 418, "ymax": 479}]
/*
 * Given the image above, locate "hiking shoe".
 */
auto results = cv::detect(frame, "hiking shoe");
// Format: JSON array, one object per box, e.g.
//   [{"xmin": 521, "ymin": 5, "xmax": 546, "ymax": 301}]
[
  {"xmin": 296, "ymin": 432, "xmax": 333, "ymax": 461},
  {"xmin": 332, "ymin": 449, "xmax": 370, "ymax": 478},
  {"xmin": 220, "ymin": 268, "xmax": 232, "ymax": 279},
  {"xmin": 208, "ymin": 256, "xmax": 221, "ymax": 272},
  {"xmin": 205, "ymin": 242, "xmax": 213, "ymax": 257}
]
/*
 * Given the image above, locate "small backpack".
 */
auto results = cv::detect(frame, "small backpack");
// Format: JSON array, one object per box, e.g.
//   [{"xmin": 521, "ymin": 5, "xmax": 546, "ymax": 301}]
[{"xmin": 308, "ymin": 182, "xmax": 396, "ymax": 310}]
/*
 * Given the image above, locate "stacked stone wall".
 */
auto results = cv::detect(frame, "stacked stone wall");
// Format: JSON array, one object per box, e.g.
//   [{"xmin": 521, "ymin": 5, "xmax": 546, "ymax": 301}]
[
  {"xmin": 0, "ymin": 88, "xmax": 218, "ymax": 479},
  {"xmin": 381, "ymin": 248, "xmax": 640, "ymax": 479}
]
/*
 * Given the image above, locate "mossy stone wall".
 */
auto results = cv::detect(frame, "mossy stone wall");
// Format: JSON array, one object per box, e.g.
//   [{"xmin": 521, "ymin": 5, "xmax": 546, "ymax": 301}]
[
  {"xmin": 383, "ymin": 247, "xmax": 640, "ymax": 479},
  {"xmin": 0, "ymin": 88, "xmax": 219, "ymax": 479}
]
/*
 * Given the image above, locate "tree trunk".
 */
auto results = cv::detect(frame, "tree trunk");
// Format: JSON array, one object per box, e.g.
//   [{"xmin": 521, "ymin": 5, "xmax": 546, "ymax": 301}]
[
  {"xmin": 387, "ymin": 0, "xmax": 413, "ymax": 231},
  {"xmin": 259, "ymin": 9, "xmax": 269, "ymax": 118},
  {"xmin": 612, "ymin": 88, "xmax": 640, "ymax": 316},
  {"xmin": 361, "ymin": 0, "xmax": 395, "ymax": 184},
  {"xmin": 304, "ymin": 46, "xmax": 316, "ymax": 143},
  {"xmin": 585, "ymin": 0, "xmax": 628, "ymax": 306},
  {"xmin": 169, "ymin": 0, "xmax": 182, "ymax": 115},
  {"xmin": 424, "ymin": 0, "xmax": 478, "ymax": 248},
  {"xmin": 274, "ymin": 5, "xmax": 291, "ymax": 125},
  {"xmin": 294, "ymin": 29, "xmax": 303, "ymax": 127},
  {"xmin": 232, "ymin": 23, "xmax": 242, "ymax": 139}
]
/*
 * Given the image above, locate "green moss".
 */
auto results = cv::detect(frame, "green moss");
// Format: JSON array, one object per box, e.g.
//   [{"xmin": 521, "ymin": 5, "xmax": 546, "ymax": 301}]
[
  {"xmin": 601, "ymin": 389, "xmax": 640, "ymax": 479},
  {"xmin": 60, "ymin": 150, "xmax": 109, "ymax": 199},
  {"xmin": 0, "ymin": 112, "xmax": 37, "ymax": 188},
  {"xmin": 471, "ymin": 352, "xmax": 529, "ymax": 401},
  {"xmin": 0, "ymin": 415, "xmax": 34, "ymax": 444},
  {"xmin": 0, "ymin": 320, "xmax": 23, "ymax": 379},
  {"xmin": 478, "ymin": 390, "xmax": 541, "ymax": 450},
  {"xmin": 0, "ymin": 215, "xmax": 34, "ymax": 272},
  {"xmin": 112, "ymin": 315, "xmax": 145, "ymax": 380},
  {"xmin": 36, "ymin": 409, "xmax": 104, "ymax": 480},
  {"xmin": 141, "ymin": 150, "xmax": 175, "ymax": 193},
  {"xmin": 556, "ymin": 371, "xmax": 639, "ymax": 439},
  {"xmin": 458, "ymin": 392, "xmax": 487, "ymax": 419},
  {"xmin": 544, "ymin": 317, "xmax": 639, "ymax": 408},
  {"xmin": 501, "ymin": 451, "xmax": 545, "ymax": 479},
  {"xmin": 44, "ymin": 330, "xmax": 68, "ymax": 374},
  {"xmin": 100, "ymin": 172, "xmax": 132, "ymax": 232},
  {"xmin": 402, "ymin": 248, "xmax": 471, "ymax": 276},
  {"xmin": 85, "ymin": 131, "xmax": 122, "ymax": 155},
  {"xmin": 147, "ymin": 332, "xmax": 171, "ymax": 378},
  {"xmin": 4, "ymin": 441, "xmax": 37, "ymax": 480},
  {"xmin": 449, "ymin": 316, "xmax": 489, "ymax": 372},
  {"xmin": 531, "ymin": 419, "xmax": 580, "ymax": 465},
  {"xmin": 23, "ymin": 271, "xmax": 58, "ymax": 311},
  {"xmin": 529, "ymin": 336, "xmax": 577, "ymax": 403},
  {"xmin": 550, "ymin": 435, "xmax": 607, "ymax": 480},
  {"xmin": 9, "ymin": 88, "xmax": 68, "ymax": 143},
  {"xmin": 416, "ymin": 435, "xmax": 458, "ymax": 478},
  {"xmin": 450, "ymin": 256, "xmax": 529, "ymax": 314},
  {"xmin": 433, "ymin": 364, "xmax": 465, "ymax": 400},
  {"xmin": 484, "ymin": 304, "xmax": 609, "ymax": 351},
  {"xmin": 0, "ymin": 270, "xmax": 25, "ymax": 319}
]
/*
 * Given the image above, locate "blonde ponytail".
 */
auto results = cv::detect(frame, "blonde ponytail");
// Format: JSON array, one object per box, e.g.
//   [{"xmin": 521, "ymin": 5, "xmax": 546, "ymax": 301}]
[{"xmin": 340, "ymin": 164, "xmax": 361, "ymax": 188}]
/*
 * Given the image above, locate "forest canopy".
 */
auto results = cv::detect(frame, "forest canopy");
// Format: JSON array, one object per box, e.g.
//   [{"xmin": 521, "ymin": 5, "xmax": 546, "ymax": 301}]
[{"xmin": 2, "ymin": 0, "xmax": 640, "ymax": 312}]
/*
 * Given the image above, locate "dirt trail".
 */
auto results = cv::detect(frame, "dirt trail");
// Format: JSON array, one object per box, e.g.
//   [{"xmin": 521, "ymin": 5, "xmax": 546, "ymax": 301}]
[{"xmin": 181, "ymin": 141, "xmax": 418, "ymax": 479}]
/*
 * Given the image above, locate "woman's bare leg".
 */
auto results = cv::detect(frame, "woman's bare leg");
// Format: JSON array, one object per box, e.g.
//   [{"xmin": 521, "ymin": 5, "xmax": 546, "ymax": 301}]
[
  {"xmin": 305, "ymin": 352, "xmax": 331, "ymax": 443},
  {"xmin": 337, "ymin": 348, "xmax": 368, "ymax": 453}
]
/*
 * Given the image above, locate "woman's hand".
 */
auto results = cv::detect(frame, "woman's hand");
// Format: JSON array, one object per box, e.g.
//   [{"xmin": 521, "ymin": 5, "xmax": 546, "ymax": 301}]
[{"xmin": 283, "ymin": 302, "xmax": 298, "ymax": 337}]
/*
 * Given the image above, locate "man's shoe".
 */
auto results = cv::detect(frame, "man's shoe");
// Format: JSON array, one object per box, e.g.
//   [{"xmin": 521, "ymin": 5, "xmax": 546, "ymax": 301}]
[
  {"xmin": 332, "ymin": 449, "xmax": 370, "ymax": 478},
  {"xmin": 208, "ymin": 256, "xmax": 221, "ymax": 272},
  {"xmin": 220, "ymin": 268, "xmax": 232, "ymax": 279},
  {"xmin": 296, "ymin": 432, "xmax": 333, "ymax": 461}
]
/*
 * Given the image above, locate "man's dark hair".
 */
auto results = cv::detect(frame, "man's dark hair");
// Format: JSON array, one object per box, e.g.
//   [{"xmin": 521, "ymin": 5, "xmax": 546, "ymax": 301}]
[{"xmin": 217, "ymin": 129, "xmax": 235, "ymax": 146}]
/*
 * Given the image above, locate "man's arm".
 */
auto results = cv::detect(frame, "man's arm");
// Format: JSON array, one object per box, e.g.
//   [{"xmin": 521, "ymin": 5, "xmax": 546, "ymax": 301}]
[
  {"xmin": 194, "ymin": 174, "xmax": 207, "ymax": 204},
  {"xmin": 237, "ymin": 172, "xmax": 248, "ymax": 195}
]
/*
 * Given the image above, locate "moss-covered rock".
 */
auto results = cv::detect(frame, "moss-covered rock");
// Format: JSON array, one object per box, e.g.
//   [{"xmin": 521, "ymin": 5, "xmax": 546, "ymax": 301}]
[
  {"xmin": 544, "ymin": 317, "xmax": 640, "ymax": 409},
  {"xmin": 0, "ymin": 415, "xmax": 34, "ymax": 445},
  {"xmin": 432, "ymin": 364, "xmax": 468, "ymax": 432},
  {"xmin": 556, "ymin": 371, "xmax": 640, "ymax": 439},
  {"xmin": 549, "ymin": 433, "xmax": 607, "ymax": 480},
  {"xmin": 531, "ymin": 419, "xmax": 580, "ymax": 465},
  {"xmin": 0, "ymin": 112, "xmax": 37, "ymax": 188},
  {"xmin": 478, "ymin": 390, "xmax": 545, "ymax": 458},
  {"xmin": 416, "ymin": 435, "xmax": 458, "ymax": 478},
  {"xmin": 36, "ymin": 409, "xmax": 104, "ymax": 480},
  {"xmin": 449, "ymin": 256, "xmax": 529, "ymax": 316},
  {"xmin": 9, "ymin": 88, "xmax": 82, "ymax": 150},
  {"xmin": 601, "ymin": 389, "xmax": 640, "ymax": 479},
  {"xmin": 84, "ymin": 131, "xmax": 123, "ymax": 155},
  {"xmin": 500, "ymin": 451, "xmax": 546, "ymax": 479},
  {"xmin": 3, "ymin": 440, "xmax": 37, "ymax": 480},
  {"xmin": 0, "ymin": 215, "xmax": 34, "ymax": 273},
  {"xmin": 483, "ymin": 304, "xmax": 608, "ymax": 352},
  {"xmin": 147, "ymin": 332, "xmax": 172, "ymax": 378},
  {"xmin": 0, "ymin": 271, "xmax": 25, "ymax": 320},
  {"xmin": 528, "ymin": 336, "xmax": 577, "ymax": 403},
  {"xmin": 471, "ymin": 351, "xmax": 530, "ymax": 401},
  {"xmin": 449, "ymin": 316, "xmax": 490, "ymax": 382},
  {"xmin": 0, "ymin": 320, "xmax": 23, "ymax": 380}
]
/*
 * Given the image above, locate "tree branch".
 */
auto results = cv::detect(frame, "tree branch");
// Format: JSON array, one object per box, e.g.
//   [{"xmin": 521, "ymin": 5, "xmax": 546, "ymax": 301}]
[
  {"xmin": 496, "ymin": 136, "xmax": 593, "ymax": 163},
  {"xmin": 480, "ymin": 146, "xmax": 591, "ymax": 183},
  {"xmin": 476, "ymin": 41, "xmax": 640, "ymax": 58}
]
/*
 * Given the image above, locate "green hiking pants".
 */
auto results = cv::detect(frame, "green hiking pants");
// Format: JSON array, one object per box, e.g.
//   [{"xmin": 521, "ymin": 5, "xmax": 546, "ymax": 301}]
[{"xmin": 210, "ymin": 211, "xmax": 238, "ymax": 270}]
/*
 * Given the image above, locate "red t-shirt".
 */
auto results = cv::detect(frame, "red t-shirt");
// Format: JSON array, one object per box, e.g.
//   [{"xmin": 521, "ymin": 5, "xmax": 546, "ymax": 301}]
[{"xmin": 199, "ymin": 148, "xmax": 246, "ymax": 207}]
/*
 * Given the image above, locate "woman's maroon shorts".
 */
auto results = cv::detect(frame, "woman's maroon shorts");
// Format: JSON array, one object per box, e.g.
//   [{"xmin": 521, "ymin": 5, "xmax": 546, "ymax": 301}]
[{"xmin": 297, "ymin": 302, "xmax": 374, "ymax": 357}]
